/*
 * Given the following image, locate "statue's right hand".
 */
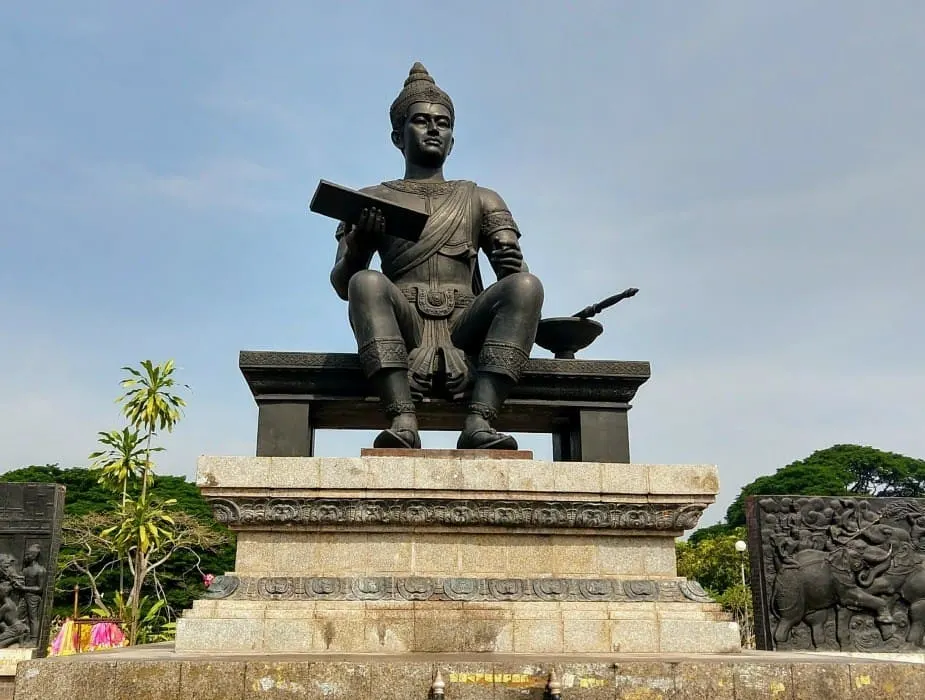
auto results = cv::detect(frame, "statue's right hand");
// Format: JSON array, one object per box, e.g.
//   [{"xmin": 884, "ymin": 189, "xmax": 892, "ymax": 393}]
[{"xmin": 345, "ymin": 207, "xmax": 385, "ymax": 253}]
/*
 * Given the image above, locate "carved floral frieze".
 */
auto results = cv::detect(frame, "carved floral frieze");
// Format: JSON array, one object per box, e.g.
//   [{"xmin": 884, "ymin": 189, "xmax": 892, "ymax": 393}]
[
  {"xmin": 204, "ymin": 574, "xmax": 716, "ymax": 604},
  {"xmin": 208, "ymin": 497, "xmax": 707, "ymax": 531}
]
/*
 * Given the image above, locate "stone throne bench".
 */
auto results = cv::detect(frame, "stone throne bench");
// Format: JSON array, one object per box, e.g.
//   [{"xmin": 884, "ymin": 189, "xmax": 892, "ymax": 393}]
[{"xmin": 240, "ymin": 350, "xmax": 651, "ymax": 462}]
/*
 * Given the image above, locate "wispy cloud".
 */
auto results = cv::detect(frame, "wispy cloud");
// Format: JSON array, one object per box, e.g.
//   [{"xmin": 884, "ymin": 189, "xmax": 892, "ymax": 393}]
[
  {"xmin": 4, "ymin": 157, "xmax": 294, "ymax": 217},
  {"xmin": 2, "ymin": 2, "xmax": 923, "ymax": 527}
]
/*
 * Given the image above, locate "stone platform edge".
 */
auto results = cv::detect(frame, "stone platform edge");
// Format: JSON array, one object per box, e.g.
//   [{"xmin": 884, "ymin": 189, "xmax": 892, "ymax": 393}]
[
  {"xmin": 14, "ymin": 646, "xmax": 925, "ymax": 700},
  {"xmin": 175, "ymin": 597, "xmax": 740, "ymax": 655},
  {"xmin": 196, "ymin": 456, "xmax": 720, "ymax": 499}
]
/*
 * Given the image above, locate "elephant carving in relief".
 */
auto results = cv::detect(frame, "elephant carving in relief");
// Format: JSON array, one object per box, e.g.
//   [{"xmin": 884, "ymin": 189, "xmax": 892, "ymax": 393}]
[
  {"xmin": 771, "ymin": 542, "xmax": 895, "ymax": 649},
  {"xmin": 855, "ymin": 522, "xmax": 925, "ymax": 646}
]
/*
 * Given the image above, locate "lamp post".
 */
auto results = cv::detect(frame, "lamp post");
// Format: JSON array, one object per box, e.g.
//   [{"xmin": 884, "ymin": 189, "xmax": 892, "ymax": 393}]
[{"xmin": 734, "ymin": 539, "xmax": 752, "ymax": 646}]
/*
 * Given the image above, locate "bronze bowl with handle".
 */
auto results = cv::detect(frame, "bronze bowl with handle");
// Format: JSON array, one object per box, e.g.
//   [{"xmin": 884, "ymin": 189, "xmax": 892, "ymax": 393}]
[{"xmin": 533, "ymin": 287, "xmax": 638, "ymax": 360}]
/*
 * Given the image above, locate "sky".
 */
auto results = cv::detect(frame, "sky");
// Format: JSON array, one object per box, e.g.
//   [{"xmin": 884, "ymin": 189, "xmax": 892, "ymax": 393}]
[{"xmin": 1, "ymin": 1, "xmax": 923, "ymax": 527}]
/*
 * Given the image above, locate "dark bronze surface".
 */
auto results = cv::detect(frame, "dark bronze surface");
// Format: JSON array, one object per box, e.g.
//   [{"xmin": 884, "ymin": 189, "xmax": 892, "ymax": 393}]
[
  {"xmin": 359, "ymin": 448, "xmax": 534, "ymax": 459},
  {"xmin": 239, "ymin": 351, "xmax": 650, "ymax": 402},
  {"xmin": 534, "ymin": 288, "xmax": 638, "ymax": 359},
  {"xmin": 321, "ymin": 63, "xmax": 545, "ymax": 451},
  {"xmin": 572, "ymin": 287, "xmax": 639, "ymax": 320},
  {"xmin": 240, "ymin": 350, "xmax": 649, "ymax": 462},
  {"xmin": 0, "ymin": 483, "xmax": 65, "ymax": 655},
  {"xmin": 534, "ymin": 318, "xmax": 603, "ymax": 359},
  {"xmin": 309, "ymin": 180, "xmax": 428, "ymax": 242},
  {"xmin": 747, "ymin": 494, "xmax": 925, "ymax": 652}
]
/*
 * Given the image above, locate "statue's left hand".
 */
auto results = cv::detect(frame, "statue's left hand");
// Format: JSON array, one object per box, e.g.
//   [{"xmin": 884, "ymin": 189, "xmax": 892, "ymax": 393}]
[{"xmin": 489, "ymin": 245, "xmax": 524, "ymax": 277}]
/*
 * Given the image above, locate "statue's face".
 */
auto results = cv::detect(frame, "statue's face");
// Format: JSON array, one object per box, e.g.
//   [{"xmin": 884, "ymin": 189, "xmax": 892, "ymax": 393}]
[{"xmin": 394, "ymin": 102, "xmax": 454, "ymax": 166}]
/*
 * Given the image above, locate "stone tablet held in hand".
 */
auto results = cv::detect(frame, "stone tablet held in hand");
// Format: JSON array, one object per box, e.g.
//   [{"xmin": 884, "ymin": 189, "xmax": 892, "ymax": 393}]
[{"xmin": 309, "ymin": 179, "xmax": 428, "ymax": 241}]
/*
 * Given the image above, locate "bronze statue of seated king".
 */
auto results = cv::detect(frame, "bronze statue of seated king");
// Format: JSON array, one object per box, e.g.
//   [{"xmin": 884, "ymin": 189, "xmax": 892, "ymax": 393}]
[{"xmin": 330, "ymin": 62, "xmax": 544, "ymax": 451}]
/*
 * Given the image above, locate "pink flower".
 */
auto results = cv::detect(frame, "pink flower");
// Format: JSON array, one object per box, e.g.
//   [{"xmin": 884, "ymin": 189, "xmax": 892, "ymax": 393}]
[{"xmin": 203, "ymin": 573, "xmax": 215, "ymax": 587}]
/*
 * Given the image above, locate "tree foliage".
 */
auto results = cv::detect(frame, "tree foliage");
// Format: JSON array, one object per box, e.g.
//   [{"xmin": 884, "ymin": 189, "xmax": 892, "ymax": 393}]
[
  {"xmin": 62, "ymin": 509, "xmax": 226, "ymax": 618},
  {"xmin": 0, "ymin": 464, "xmax": 235, "ymax": 618},
  {"xmin": 677, "ymin": 526, "xmax": 749, "ymax": 595},
  {"xmin": 684, "ymin": 444, "xmax": 925, "ymax": 648},
  {"xmin": 109, "ymin": 360, "xmax": 192, "ymax": 642},
  {"xmin": 677, "ymin": 526, "xmax": 753, "ymax": 646},
  {"xmin": 725, "ymin": 444, "xmax": 925, "ymax": 526}
]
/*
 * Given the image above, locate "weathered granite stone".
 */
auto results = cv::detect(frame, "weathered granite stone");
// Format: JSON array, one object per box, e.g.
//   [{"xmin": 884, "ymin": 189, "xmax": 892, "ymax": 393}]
[
  {"xmin": 732, "ymin": 663, "xmax": 794, "ymax": 700},
  {"xmin": 612, "ymin": 662, "xmax": 677, "ymax": 700},
  {"xmin": 674, "ymin": 662, "xmax": 736, "ymax": 700},
  {"xmin": 16, "ymin": 648, "xmax": 925, "ymax": 700},
  {"xmin": 846, "ymin": 662, "xmax": 925, "ymax": 700},
  {"xmin": 177, "ymin": 455, "xmax": 736, "ymax": 654},
  {"xmin": 793, "ymin": 662, "xmax": 852, "ymax": 700},
  {"xmin": 0, "ymin": 649, "xmax": 34, "ymax": 677},
  {"xmin": 245, "ymin": 662, "xmax": 371, "ymax": 700},
  {"xmin": 180, "ymin": 661, "xmax": 247, "ymax": 700}
]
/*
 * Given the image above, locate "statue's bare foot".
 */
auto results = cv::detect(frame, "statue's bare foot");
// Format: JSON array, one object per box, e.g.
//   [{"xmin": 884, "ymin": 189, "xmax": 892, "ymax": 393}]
[
  {"xmin": 374, "ymin": 414, "xmax": 421, "ymax": 449},
  {"xmin": 457, "ymin": 415, "xmax": 518, "ymax": 450}
]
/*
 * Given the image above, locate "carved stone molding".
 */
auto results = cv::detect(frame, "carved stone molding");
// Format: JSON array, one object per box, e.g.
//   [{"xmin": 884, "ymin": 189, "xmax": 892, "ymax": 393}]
[
  {"xmin": 204, "ymin": 574, "xmax": 716, "ymax": 604},
  {"xmin": 207, "ymin": 497, "xmax": 708, "ymax": 532}
]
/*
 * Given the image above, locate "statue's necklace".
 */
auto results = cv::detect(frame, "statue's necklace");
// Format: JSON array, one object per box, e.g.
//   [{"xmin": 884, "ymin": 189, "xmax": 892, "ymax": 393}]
[{"xmin": 382, "ymin": 179, "xmax": 460, "ymax": 197}]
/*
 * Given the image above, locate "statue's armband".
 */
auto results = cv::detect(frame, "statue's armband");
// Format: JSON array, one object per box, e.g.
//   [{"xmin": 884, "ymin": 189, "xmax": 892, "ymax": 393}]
[{"xmin": 480, "ymin": 209, "xmax": 521, "ymax": 247}]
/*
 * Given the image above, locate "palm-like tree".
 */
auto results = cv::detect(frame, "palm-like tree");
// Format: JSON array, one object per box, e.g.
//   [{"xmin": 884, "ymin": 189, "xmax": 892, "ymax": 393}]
[
  {"xmin": 113, "ymin": 360, "xmax": 188, "ymax": 643},
  {"xmin": 119, "ymin": 359, "xmax": 187, "ymax": 433},
  {"xmin": 89, "ymin": 428, "xmax": 158, "ymax": 507},
  {"xmin": 117, "ymin": 359, "xmax": 187, "ymax": 502}
]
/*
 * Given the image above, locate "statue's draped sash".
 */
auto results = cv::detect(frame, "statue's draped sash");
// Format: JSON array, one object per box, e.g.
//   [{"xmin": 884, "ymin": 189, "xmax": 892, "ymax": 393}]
[{"xmin": 381, "ymin": 181, "xmax": 478, "ymax": 282}]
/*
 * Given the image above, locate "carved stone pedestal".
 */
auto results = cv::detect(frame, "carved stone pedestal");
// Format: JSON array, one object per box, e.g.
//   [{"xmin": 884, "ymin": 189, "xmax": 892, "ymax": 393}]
[{"xmin": 175, "ymin": 456, "xmax": 740, "ymax": 655}]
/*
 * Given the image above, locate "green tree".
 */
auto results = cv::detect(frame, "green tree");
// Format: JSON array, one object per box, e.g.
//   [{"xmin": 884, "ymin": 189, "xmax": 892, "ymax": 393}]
[
  {"xmin": 725, "ymin": 444, "xmax": 925, "ymax": 527},
  {"xmin": 688, "ymin": 522, "xmax": 737, "ymax": 546},
  {"xmin": 677, "ymin": 526, "xmax": 753, "ymax": 646},
  {"xmin": 63, "ymin": 508, "xmax": 226, "ymax": 626},
  {"xmin": 678, "ymin": 527, "xmax": 748, "ymax": 594},
  {"xmin": 0, "ymin": 464, "xmax": 235, "ymax": 619},
  {"xmin": 102, "ymin": 360, "xmax": 189, "ymax": 642},
  {"xmin": 90, "ymin": 428, "xmax": 156, "ymax": 506}
]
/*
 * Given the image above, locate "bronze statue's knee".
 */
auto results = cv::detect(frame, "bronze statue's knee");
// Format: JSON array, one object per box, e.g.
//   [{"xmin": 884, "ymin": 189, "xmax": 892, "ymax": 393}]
[
  {"xmin": 347, "ymin": 269, "xmax": 390, "ymax": 301},
  {"xmin": 505, "ymin": 272, "xmax": 544, "ymax": 307}
]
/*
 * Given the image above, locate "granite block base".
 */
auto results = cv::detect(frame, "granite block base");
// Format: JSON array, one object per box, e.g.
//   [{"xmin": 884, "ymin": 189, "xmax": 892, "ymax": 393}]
[
  {"xmin": 0, "ymin": 649, "xmax": 31, "ymax": 700},
  {"xmin": 175, "ymin": 597, "xmax": 739, "ymax": 654},
  {"xmin": 178, "ymin": 456, "xmax": 738, "ymax": 655},
  {"xmin": 15, "ymin": 645, "xmax": 925, "ymax": 700}
]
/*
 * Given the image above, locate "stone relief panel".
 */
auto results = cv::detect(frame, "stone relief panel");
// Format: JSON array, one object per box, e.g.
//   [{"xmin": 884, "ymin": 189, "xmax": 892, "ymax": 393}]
[
  {"xmin": 0, "ymin": 483, "xmax": 66, "ymax": 656},
  {"xmin": 747, "ymin": 495, "xmax": 925, "ymax": 652}
]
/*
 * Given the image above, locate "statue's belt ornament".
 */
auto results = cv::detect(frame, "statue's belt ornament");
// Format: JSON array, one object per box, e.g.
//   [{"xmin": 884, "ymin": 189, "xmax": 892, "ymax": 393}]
[{"xmin": 402, "ymin": 286, "xmax": 474, "ymax": 318}]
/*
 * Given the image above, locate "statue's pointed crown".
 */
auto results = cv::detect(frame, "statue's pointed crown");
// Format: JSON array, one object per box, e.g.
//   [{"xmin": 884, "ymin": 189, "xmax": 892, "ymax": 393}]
[{"xmin": 389, "ymin": 62, "xmax": 455, "ymax": 131}]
